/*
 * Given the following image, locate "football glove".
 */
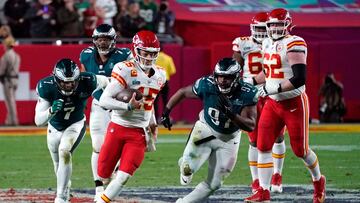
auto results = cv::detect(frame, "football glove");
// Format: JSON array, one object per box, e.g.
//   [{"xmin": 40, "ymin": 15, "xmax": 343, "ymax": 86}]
[
  {"xmin": 217, "ymin": 94, "xmax": 236, "ymax": 120},
  {"xmin": 258, "ymin": 83, "xmax": 281, "ymax": 97},
  {"xmin": 161, "ymin": 107, "xmax": 172, "ymax": 130},
  {"xmin": 50, "ymin": 99, "xmax": 64, "ymax": 114}
]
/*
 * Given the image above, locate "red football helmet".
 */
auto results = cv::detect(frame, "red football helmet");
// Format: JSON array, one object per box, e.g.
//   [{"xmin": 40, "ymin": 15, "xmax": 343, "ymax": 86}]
[
  {"xmin": 250, "ymin": 12, "xmax": 268, "ymax": 43},
  {"xmin": 266, "ymin": 8, "xmax": 293, "ymax": 40},
  {"xmin": 132, "ymin": 30, "xmax": 160, "ymax": 70}
]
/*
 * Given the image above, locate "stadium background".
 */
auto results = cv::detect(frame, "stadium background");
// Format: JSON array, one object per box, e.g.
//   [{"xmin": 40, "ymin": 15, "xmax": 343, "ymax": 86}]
[{"xmin": 1, "ymin": 1, "xmax": 360, "ymax": 202}]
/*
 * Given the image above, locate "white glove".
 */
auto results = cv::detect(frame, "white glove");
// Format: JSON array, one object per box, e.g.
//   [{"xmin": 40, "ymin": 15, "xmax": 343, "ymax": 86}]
[{"xmin": 258, "ymin": 83, "xmax": 280, "ymax": 97}]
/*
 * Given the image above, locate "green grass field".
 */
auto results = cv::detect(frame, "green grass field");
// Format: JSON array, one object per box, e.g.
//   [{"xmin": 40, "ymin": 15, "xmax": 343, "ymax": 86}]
[{"xmin": 0, "ymin": 131, "xmax": 359, "ymax": 190}]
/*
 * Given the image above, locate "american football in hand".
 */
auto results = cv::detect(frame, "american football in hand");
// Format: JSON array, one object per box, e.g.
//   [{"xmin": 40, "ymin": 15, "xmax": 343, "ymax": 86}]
[{"xmin": 115, "ymin": 88, "xmax": 143, "ymax": 103}]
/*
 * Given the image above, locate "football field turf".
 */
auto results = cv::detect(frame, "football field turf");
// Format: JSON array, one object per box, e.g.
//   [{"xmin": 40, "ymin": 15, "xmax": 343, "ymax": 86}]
[{"xmin": 0, "ymin": 124, "xmax": 359, "ymax": 202}]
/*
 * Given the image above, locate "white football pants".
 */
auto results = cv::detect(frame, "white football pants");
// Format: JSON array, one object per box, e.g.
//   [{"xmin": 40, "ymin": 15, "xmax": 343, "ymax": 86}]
[
  {"xmin": 90, "ymin": 99, "xmax": 111, "ymax": 181},
  {"xmin": 179, "ymin": 120, "xmax": 241, "ymax": 202},
  {"xmin": 47, "ymin": 118, "xmax": 86, "ymax": 199}
]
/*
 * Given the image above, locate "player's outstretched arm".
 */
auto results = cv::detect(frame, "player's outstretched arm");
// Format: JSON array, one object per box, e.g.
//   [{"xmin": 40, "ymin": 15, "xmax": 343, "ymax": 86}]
[{"xmin": 161, "ymin": 85, "xmax": 197, "ymax": 130}]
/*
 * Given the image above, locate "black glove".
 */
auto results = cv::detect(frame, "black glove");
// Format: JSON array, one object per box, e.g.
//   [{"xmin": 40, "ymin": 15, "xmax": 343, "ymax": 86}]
[
  {"xmin": 217, "ymin": 94, "xmax": 236, "ymax": 120},
  {"xmin": 161, "ymin": 107, "xmax": 173, "ymax": 130}
]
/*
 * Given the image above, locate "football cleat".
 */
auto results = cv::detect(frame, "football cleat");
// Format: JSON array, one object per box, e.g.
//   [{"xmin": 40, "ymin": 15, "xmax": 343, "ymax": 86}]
[
  {"xmin": 244, "ymin": 187, "xmax": 270, "ymax": 203},
  {"xmin": 178, "ymin": 157, "xmax": 193, "ymax": 186},
  {"xmin": 94, "ymin": 186, "xmax": 105, "ymax": 202},
  {"xmin": 270, "ymin": 173, "xmax": 283, "ymax": 193},
  {"xmin": 313, "ymin": 175, "xmax": 326, "ymax": 203},
  {"xmin": 251, "ymin": 179, "xmax": 260, "ymax": 194}
]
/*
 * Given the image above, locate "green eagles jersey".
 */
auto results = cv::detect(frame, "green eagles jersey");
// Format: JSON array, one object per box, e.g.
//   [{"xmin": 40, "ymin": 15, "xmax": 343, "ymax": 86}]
[
  {"xmin": 36, "ymin": 72, "xmax": 97, "ymax": 131},
  {"xmin": 80, "ymin": 47, "xmax": 132, "ymax": 100},
  {"xmin": 193, "ymin": 76, "xmax": 258, "ymax": 134}
]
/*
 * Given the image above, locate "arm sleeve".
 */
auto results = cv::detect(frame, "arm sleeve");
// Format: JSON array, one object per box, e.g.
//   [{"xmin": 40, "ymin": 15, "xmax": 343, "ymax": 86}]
[
  {"xmin": 99, "ymin": 80, "xmax": 129, "ymax": 110},
  {"xmin": 289, "ymin": 63, "xmax": 306, "ymax": 88},
  {"xmin": 34, "ymin": 97, "xmax": 53, "ymax": 126}
]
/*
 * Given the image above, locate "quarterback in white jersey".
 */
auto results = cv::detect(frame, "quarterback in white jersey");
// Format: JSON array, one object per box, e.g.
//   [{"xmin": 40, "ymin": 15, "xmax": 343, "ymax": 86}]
[
  {"xmin": 80, "ymin": 24, "xmax": 134, "ymax": 201},
  {"xmin": 103, "ymin": 59, "xmax": 165, "ymax": 127},
  {"xmin": 96, "ymin": 31, "xmax": 166, "ymax": 203},
  {"xmin": 233, "ymin": 12, "xmax": 286, "ymax": 194},
  {"xmin": 245, "ymin": 8, "xmax": 326, "ymax": 203}
]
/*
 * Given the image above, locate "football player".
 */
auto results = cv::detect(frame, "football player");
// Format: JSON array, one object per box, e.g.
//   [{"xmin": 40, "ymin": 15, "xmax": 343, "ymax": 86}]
[
  {"xmin": 96, "ymin": 30, "xmax": 166, "ymax": 203},
  {"xmin": 244, "ymin": 8, "xmax": 326, "ymax": 203},
  {"xmin": 232, "ymin": 12, "xmax": 286, "ymax": 193},
  {"xmin": 34, "ymin": 59, "xmax": 109, "ymax": 203},
  {"xmin": 161, "ymin": 58, "xmax": 258, "ymax": 203},
  {"xmin": 79, "ymin": 23, "xmax": 133, "ymax": 201}
]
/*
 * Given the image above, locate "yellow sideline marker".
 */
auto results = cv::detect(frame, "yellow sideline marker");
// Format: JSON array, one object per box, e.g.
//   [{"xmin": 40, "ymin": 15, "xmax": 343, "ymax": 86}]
[{"xmin": 0, "ymin": 124, "xmax": 359, "ymax": 136}]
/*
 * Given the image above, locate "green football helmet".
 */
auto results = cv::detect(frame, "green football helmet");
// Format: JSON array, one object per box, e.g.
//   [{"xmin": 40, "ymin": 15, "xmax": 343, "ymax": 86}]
[
  {"xmin": 53, "ymin": 58, "xmax": 80, "ymax": 96},
  {"xmin": 214, "ymin": 58, "xmax": 241, "ymax": 94},
  {"xmin": 92, "ymin": 24, "xmax": 117, "ymax": 55}
]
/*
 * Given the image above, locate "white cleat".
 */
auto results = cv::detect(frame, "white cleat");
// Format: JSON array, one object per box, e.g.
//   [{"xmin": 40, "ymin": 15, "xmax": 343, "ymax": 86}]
[
  {"xmin": 180, "ymin": 172, "xmax": 193, "ymax": 186},
  {"xmin": 270, "ymin": 173, "xmax": 283, "ymax": 193},
  {"xmin": 94, "ymin": 186, "xmax": 104, "ymax": 202},
  {"xmin": 178, "ymin": 157, "xmax": 193, "ymax": 186}
]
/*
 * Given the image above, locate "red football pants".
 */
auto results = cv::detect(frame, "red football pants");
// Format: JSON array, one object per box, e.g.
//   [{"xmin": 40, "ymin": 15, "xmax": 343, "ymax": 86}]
[
  {"xmin": 257, "ymin": 93, "xmax": 310, "ymax": 157},
  {"xmin": 248, "ymin": 97, "xmax": 285, "ymax": 143},
  {"xmin": 98, "ymin": 122, "xmax": 146, "ymax": 178}
]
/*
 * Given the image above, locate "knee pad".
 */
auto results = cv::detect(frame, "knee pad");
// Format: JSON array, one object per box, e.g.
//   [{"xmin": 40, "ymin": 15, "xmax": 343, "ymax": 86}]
[{"xmin": 59, "ymin": 149, "xmax": 72, "ymax": 164}]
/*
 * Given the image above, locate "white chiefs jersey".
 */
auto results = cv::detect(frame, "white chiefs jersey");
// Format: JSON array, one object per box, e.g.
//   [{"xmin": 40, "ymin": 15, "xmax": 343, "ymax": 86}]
[
  {"xmin": 110, "ymin": 60, "xmax": 166, "ymax": 128},
  {"xmin": 232, "ymin": 36, "xmax": 263, "ymax": 84},
  {"xmin": 262, "ymin": 35, "xmax": 307, "ymax": 101}
]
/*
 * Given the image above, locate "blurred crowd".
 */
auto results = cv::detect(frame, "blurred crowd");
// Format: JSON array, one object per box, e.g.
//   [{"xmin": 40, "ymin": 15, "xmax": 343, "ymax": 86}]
[{"xmin": 0, "ymin": 0, "xmax": 175, "ymax": 39}]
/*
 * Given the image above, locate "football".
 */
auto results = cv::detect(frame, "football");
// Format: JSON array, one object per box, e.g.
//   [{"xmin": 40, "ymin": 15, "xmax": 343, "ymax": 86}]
[{"xmin": 115, "ymin": 88, "xmax": 143, "ymax": 102}]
